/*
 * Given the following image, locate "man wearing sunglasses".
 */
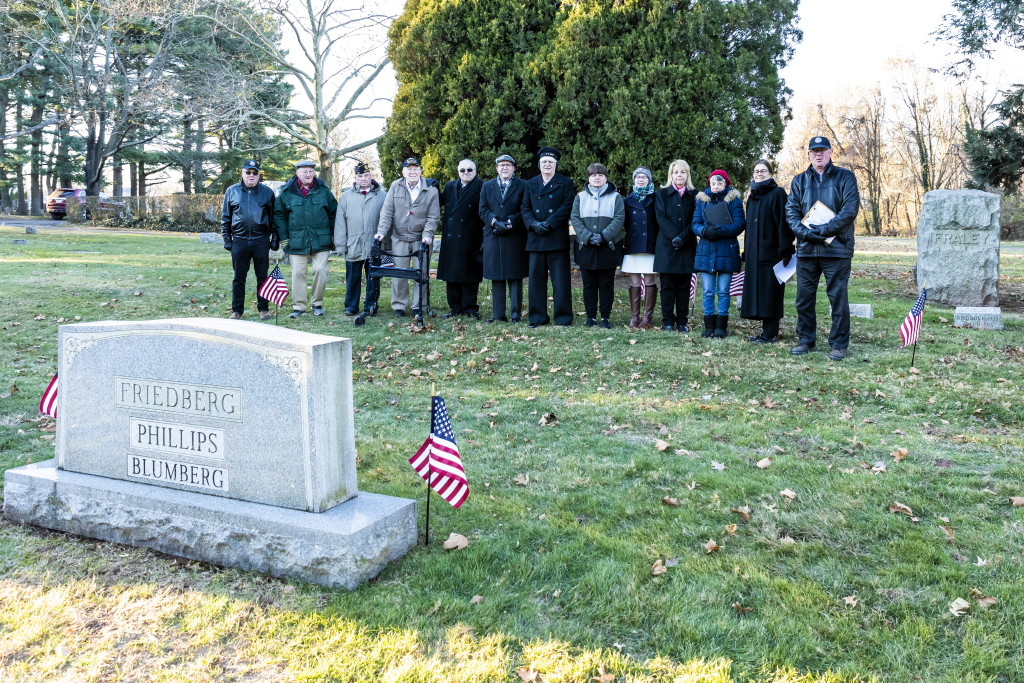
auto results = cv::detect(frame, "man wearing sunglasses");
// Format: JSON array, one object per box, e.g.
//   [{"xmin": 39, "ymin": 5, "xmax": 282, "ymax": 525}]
[
  {"xmin": 221, "ymin": 159, "xmax": 279, "ymax": 320},
  {"xmin": 437, "ymin": 159, "xmax": 484, "ymax": 319}
]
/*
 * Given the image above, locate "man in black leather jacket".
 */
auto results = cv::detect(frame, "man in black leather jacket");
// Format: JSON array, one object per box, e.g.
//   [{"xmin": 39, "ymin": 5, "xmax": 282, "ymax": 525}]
[
  {"xmin": 221, "ymin": 159, "xmax": 279, "ymax": 320},
  {"xmin": 785, "ymin": 137, "xmax": 860, "ymax": 361}
]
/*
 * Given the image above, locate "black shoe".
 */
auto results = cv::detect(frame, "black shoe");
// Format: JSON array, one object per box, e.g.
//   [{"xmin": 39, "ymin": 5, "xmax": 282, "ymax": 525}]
[
  {"xmin": 442, "ymin": 311, "xmax": 459, "ymax": 318},
  {"xmin": 661, "ymin": 324, "xmax": 675, "ymax": 331},
  {"xmin": 344, "ymin": 309, "xmax": 359, "ymax": 316},
  {"xmin": 713, "ymin": 315, "xmax": 728, "ymax": 338},
  {"xmin": 510, "ymin": 314, "xmax": 521, "ymax": 323},
  {"xmin": 828, "ymin": 347, "xmax": 847, "ymax": 361},
  {"xmin": 599, "ymin": 318, "xmax": 612, "ymax": 329},
  {"xmin": 467, "ymin": 311, "xmax": 481, "ymax": 320},
  {"xmin": 411, "ymin": 308, "xmax": 421, "ymax": 317},
  {"xmin": 750, "ymin": 334, "xmax": 780, "ymax": 344},
  {"xmin": 702, "ymin": 314, "xmax": 717, "ymax": 338},
  {"xmin": 288, "ymin": 310, "xmax": 304, "ymax": 319},
  {"xmin": 258, "ymin": 311, "xmax": 271, "ymax": 320},
  {"xmin": 486, "ymin": 316, "xmax": 507, "ymax": 324},
  {"xmin": 678, "ymin": 324, "xmax": 689, "ymax": 333},
  {"xmin": 312, "ymin": 306, "xmax": 325, "ymax": 316},
  {"xmin": 584, "ymin": 317, "xmax": 597, "ymax": 327},
  {"xmin": 393, "ymin": 309, "xmax": 406, "ymax": 317},
  {"xmin": 791, "ymin": 342, "xmax": 815, "ymax": 355}
]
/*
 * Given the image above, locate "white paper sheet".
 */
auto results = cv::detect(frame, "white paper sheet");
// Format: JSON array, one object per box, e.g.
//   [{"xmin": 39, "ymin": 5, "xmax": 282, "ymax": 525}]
[
  {"xmin": 801, "ymin": 201, "xmax": 836, "ymax": 245},
  {"xmin": 774, "ymin": 256, "xmax": 797, "ymax": 284}
]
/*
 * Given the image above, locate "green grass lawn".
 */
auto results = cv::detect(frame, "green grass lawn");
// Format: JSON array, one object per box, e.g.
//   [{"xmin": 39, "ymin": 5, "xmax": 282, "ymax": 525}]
[{"xmin": 1, "ymin": 225, "xmax": 1022, "ymax": 682}]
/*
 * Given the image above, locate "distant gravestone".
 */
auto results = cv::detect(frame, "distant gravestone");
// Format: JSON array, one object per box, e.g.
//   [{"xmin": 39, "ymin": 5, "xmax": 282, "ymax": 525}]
[
  {"xmin": 954, "ymin": 306, "xmax": 1004, "ymax": 330},
  {"xmin": 199, "ymin": 232, "xmax": 224, "ymax": 244},
  {"xmin": 916, "ymin": 189, "xmax": 1000, "ymax": 307},
  {"xmin": 12, "ymin": 239, "xmax": 27, "ymax": 245},
  {"xmin": 25, "ymin": 226, "xmax": 37, "ymax": 234},
  {"xmin": 848, "ymin": 303, "xmax": 874, "ymax": 318},
  {"xmin": 4, "ymin": 318, "xmax": 416, "ymax": 589}
]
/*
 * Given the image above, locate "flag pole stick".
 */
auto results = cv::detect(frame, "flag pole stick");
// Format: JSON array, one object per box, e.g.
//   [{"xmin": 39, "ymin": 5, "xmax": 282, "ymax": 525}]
[{"xmin": 424, "ymin": 382, "xmax": 436, "ymax": 546}]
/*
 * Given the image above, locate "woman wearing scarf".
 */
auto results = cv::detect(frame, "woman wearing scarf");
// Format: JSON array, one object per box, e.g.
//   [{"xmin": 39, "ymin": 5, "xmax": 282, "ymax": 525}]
[
  {"xmin": 570, "ymin": 163, "xmax": 625, "ymax": 328},
  {"xmin": 653, "ymin": 160, "xmax": 698, "ymax": 333},
  {"xmin": 741, "ymin": 159, "xmax": 794, "ymax": 343},
  {"xmin": 622, "ymin": 167, "xmax": 660, "ymax": 330},
  {"xmin": 692, "ymin": 169, "xmax": 746, "ymax": 338}
]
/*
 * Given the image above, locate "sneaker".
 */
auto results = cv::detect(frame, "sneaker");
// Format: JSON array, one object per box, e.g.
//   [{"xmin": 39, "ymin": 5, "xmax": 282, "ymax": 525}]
[
  {"xmin": 828, "ymin": 347, "xmax": 847, "ymax": 361},
  {"xmin": 258, "ymin": 311, "xmax": 271, "ymax": 321},
  {"xmin": 599, "ymin": 318, "xmax": 612, "ymax": 329},
  {"xmin": 228, "ymin": 312, "xmax": 242, "ymax": 320},
  {"xmin": 312, "ymin": 306, "xmax": 325, "ymax": 316},
  {"xmin": 791, "ymin": 342, "xmax": 814, "ymax": 355},
  {"xmin": 288, "ymin": 310, "xmax": 304, "ymax": 319}
]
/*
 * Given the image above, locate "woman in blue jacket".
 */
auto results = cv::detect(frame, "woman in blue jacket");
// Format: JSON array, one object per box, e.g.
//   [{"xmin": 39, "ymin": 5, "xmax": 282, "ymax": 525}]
[{"xmin": 692, "ymin": 170, "xmax": 745, "ymax": 338}]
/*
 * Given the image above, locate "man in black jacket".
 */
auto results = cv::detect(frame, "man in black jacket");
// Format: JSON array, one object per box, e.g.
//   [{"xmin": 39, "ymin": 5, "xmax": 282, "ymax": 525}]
[
  {"xmin": 521, "ymin": 147, "xmax": 576, "ymax": 327},
  {"xmin": 785, "ymin": 137, "xmax": 861, "ymax": 361},
  {"xmin": 221, "ymin": 159, "xmax": 278, "ymax": 320},
  {"xmin": 437, "ymin": 159, "xmax": 485, "ymax": 319},
  {"xmin": 479, "ymin": 154, "xmax": 529, "ymax": 323}
]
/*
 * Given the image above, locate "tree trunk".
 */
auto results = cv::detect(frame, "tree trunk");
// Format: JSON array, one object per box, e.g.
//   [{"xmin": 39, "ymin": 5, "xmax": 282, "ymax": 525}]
[
  {"xmin": 129, "ymin": 161, "xmax": 138, "ymax": 196},
  {"xmin": 30, "ymin": 102, "xmax": 44, "ymax": 215},
  {"xmin": 15, "ymin": 101, "xmax": 27, "ymax": 215},
  {"xmin": 193, "ymin": 117, "xmax": 206, "ymax": 193},
  {"xmin": 0, "ymin": 88, "xmax": 9, "ymax": 213},
  {"xmin": 138, "ymin": 158, "xmax": 146, "ymax": 197},
  {"xmin": 181, "ymin": 115, "xmax": 193, "ymax": 194},
  {"xmin": 113, "ymin": 159, "xmax": 123, "ymax": 196}
]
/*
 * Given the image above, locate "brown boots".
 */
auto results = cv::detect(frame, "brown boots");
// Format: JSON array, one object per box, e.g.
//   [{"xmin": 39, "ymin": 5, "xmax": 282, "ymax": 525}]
[
  {"xmin": 638, "ymin": 285, "xmax": 657, "ymax": 330},
  {"xmin": 628, "ymin": 286, "xmax": 642, "ymax": 330}
]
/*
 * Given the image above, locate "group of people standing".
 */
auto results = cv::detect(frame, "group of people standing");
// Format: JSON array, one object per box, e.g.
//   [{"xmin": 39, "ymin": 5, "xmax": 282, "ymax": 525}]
[{"xmin": 222, "ymin": 135, "xmax": 860, "ymax": 359}]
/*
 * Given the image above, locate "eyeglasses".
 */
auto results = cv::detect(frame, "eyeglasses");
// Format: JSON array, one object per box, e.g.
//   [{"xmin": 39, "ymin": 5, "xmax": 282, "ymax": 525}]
[
  {"xmin": 244, "ymin": 170, "xmax": 259, "ymax": 175},
  {"xmin": 753, "ymin": 169, "xmax": 770, "ymax": 175},
  {"xmin": 459, "ymin": 168, "xmax": 474, "ymax": 173}
]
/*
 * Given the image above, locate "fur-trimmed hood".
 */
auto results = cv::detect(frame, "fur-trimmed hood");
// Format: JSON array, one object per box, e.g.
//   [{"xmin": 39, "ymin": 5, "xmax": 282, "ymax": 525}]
[{"xmin": 696, "ymin": 188, "xmax": 742, "ymax": 204}]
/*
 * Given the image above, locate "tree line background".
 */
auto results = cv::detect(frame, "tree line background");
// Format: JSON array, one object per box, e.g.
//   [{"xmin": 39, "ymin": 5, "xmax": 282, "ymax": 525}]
[{"xmin": 0, "ymin": 0, "xmax": 1022, "ymax": 237}]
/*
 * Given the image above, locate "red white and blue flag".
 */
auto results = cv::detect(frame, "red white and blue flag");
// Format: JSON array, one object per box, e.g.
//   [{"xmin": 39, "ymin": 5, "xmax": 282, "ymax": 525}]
[
  {"xmin": 39, "ymin": 373, "xmax": 58, "ymax": 418},
  {"xmin": 690, "ymin": 273, "xmax": 698, "ymax": 301},
  {"xmin": 409, "ymin": 396, "xmax": 469, "ymax": 509},
  {"xmin": 899, "ymin": 288, "xmax": 927, "ymax": 348},
  {"xmin": 258, "ymin": 265, "xmax": 289, "ymax": 306},
  {"xmin": 729, "ymin": 270, "xmax": 745, "ymax": 297}
]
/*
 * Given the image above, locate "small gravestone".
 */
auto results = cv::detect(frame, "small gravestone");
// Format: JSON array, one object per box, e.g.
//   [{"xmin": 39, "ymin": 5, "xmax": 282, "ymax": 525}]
[
  {"xmin": 4, "ymin": 318, "xmax": 416, "ymax": 589},
  {"xmin": 916, "ymin": 189, "xmax": 999, "ymax": 307},
  {"xmin": 199, "ymin": 232, "xmax": 224, "ymax": 244},
  {"xmin": 848, "ymin": 303, "xmax": 874, "ymax": 318},
  {"xmin": 954, "ymin": 306, "xmax": 1003, "ymax": 330},
  {"xmin": 12, "ymin": 239, "xmax": 27, "ymax": 245},
  {"xmin": 25, "ymin": 226, "xmax": 37, "ymax": 234}
]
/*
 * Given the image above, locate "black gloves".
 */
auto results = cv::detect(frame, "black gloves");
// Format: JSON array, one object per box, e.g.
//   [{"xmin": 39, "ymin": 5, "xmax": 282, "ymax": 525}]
[
  {"xmin": 671, "ymin": 235, "xmax": 686, "ymax": 250},
  {"xmin": 531, "ymin": 221, "xmax": 550, "ymax": 235},
  {"xmin": 493, "ymin": 220, "xmax": 512, "ymax": 236},
  {"xmin": 588, "ymin": 232, "xmax": 603, "ymax": 246},
  {"xmin": 803, "ymin": 230, "xmax": 827, "ymax": 244},
  {"xmin": 223, "ymin": 239, "xmax": 233, "ymax": 251},
  {"xmin": 269, "ymin": 234, "xmax": 280, "ymax": 251},
  {"xmin": 701, "ymin": 226, "xmax": 719, "ymax": 240}
]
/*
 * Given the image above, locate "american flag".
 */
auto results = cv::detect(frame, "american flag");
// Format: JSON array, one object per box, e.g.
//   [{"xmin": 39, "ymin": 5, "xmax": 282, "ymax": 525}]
[
  {"xmin": 729, "ymin": 270, "xmax": 745, "ymax": 296},
  {"xmin": 409, "ymin": 396, "xmax": 469, "ymax": 508},
  {"xmin": 380, "ymin": 252, "xmax": 395, "ymax": 268},
  {"xmin": 258, "ymin": 265, "xmax": 289, "ymax": 306},
  {"xmin": 690, "ymin": 273, "xmax": 698, "ymax": 301},
  {"xmin": 39, "ymin": 373, "xmax": 58, "ymax": 418},
  {"xmin": 899, "ymin": 288, "xmax": 927, "ymax": 348}
]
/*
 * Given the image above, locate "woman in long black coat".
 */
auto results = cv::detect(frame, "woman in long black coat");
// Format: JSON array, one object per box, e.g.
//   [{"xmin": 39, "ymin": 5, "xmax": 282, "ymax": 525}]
[
  {"xmin": 653, "ymin": 159, "xmax": 698, "ymax": 332},
  {"xmin": 740, "ymin": 159, "xmax": 794, "ymax": 343}
]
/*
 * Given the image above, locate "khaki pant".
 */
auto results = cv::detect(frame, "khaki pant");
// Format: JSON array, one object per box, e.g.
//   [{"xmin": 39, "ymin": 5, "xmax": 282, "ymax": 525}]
[
  {"xmin": 390, "ymin": 238, "xmax": 429, "ymax": 312},
  {"xmin": 289, "ymin": 251, "xmax": 330, "ymax": 311}
]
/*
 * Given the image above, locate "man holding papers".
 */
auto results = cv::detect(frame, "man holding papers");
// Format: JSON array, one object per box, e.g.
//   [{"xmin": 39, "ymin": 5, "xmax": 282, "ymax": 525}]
[{"xmin": 785, "ymin": 136, "xmax": 861, "ymax": 361}]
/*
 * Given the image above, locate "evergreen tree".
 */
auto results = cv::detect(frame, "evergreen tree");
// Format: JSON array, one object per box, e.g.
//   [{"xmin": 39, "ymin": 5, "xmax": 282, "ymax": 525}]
[{"xmin": 381, "ymin": 0, "xmax": 800, "ymax": 186}]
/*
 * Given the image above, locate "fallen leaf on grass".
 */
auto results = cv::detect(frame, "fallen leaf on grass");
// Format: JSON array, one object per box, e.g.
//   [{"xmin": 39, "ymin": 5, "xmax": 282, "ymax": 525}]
[
  {"xmin": 592, "ymin": 664, "xmax": 616, "ymax": 682},
  {"xmin": 871, "ymin": 461, "xmax": 887, "ymax": 474},
  {"xmin": 755, "ymin": 457, "xmax": 772, "ymax": 469},
  {"xmin": 665, "ymin": 558, "xmax": 679, "ymax": 567},
  {"xmin": 654, "ymin": 439, "xmax": 670, "ymax": 452},
  {"xmin": 732, "ymin": 602, "xmax": 753, "ymax": 615},
  {"xmin": 703, "ymin": 539, "xmax": 720, "ymax": 553},
  {"xmin": 539, "ymin": 412, "xmax": 557, "ymax": 426},
  {"xmin": 731, "ymin": 505, "xmax": 751, "ymax": 523},
  {"xmin": 940, "ymin": 524, "xmax": 955, "ymax": 542},
  {"xmin": 651, "ymin": 560, "xmax": 667, "ymax": 576},
  {"xmin": 33, "ymin": 314, "xmax": 46, "ymax": 321},
  {"xmin": 843, "ymin": 595, "xmax": 858, "ymax": 607},
  {"xmin": 725, "ymin": 524, "xmax": 737, "ymax": 535},
  {"xmin": 55, "ymin": 644, "xmax": 71, "ymax": 657},
  {"xmin": 1010, "ymin": 497, "xmax": 1024, "ymax": 507},
  {"xmin": 517, "ymin": 666, "xmax": 543, "ymax": 682},
  {"xmin": 443, "ymin": 533, "xmax": 469, "ymax": 551},
  {"xmin": 975, "ymin": 557, "xmax": 990, "ymax": 567},
  {"xmin": 711, "ymin": 461, "xmax": 725, "ymax": 471},
  {"xmin": 969, "ymin": 589, "xmax": 998, "ymax": 608},
  {"xmin": 662, "ymin": 496, "xmax": 680, "ymax": 507},
  {"xmin": 949, "ymin": 598, "xmax": 971, "ymax": 617},
  {"xmin": 778, "ymin": 535, "xmax": 796, "ymax": 546},
  {"xmin": 685, "ymin": 481, "xmax": 698, "ymax": 490},
  {"xmin": 513, "ymin": 473, "xmax": 530, "ymax": 486},
  {"xmin": 889, "ymin": 502, "xmax": 914, "ymax": 517},
  {"xmin": 892, "ymin": 447, "xmax": 909, "ymax": 462},
  {"xmin": 779, "ymin": 489, "xmax": 797, "ymax": 500},
  {"xmin": 470, "ymin": 595, "xmax": 484, "ymax": 604}
]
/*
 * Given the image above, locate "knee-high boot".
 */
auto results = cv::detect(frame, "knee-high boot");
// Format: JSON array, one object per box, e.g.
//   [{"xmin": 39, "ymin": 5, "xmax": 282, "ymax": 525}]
[
  {"xmin": 628, "ymin": 286, "xmax": 642, "ymax": 330},
  {"xmin": 639, "ymin": 285, "xmax": 658, "ymax": 330}
]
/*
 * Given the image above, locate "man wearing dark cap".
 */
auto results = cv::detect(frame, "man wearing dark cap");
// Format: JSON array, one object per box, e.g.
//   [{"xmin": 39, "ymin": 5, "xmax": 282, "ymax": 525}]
[
  {"xmin": 221, "ymin": 159, "xmax": 278, "ymax": 320},
  {"xmin": 520, "ymin": 146, "xmax": 576, "ymax": 327},
  {"xmin": 334, "ymin": 161, "xmax": 386, "ymax": 316},
  {"xmin": 785, "ymin": 136, "xmax": 861, "ymax": 361},
  {"xmin": 374, "ymin": 157, "xmax": 440, "ymax": 317},
  {"xmin": 479, "ymin": 153, "xmax": 528, "ymax": 322},
  {"xmin": 437, "ymin": 158, "xmax": 485, "ymax": 319},
  {"xmin": 274, "ymin": 159, "xmax": 338, "ymax": 318}
]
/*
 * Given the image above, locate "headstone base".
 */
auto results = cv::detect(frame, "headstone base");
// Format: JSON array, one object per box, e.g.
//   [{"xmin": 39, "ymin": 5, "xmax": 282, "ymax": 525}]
[
  {"xmin": 4, "ymin": 460, "xmax": 417, "ymax": 590},
  {"xmin": 848, "ymin": 303, "xmax": 874, "ymax": 318},
  {"xmin": 954, "ymin": 306, "xmax": 1003, "ymax": 330},
  {"xmin": 199, "ymin": 232, "xmax": 224, "ymax": 244}
]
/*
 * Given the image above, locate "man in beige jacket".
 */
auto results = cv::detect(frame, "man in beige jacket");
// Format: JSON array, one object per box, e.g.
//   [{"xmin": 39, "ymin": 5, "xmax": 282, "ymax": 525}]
[{"xmin": 374, "ymin": 157, "xmax": 440, "ymax": 316}]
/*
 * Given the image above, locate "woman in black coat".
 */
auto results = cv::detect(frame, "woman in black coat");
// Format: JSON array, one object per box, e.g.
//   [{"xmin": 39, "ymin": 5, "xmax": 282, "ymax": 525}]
[
  {"xmin": 740, "ymin": 159, "xmax": 794, "ymax": 343},
  {"xmin": 437, "ymin": 168, "xmax": 484, "ymax": 318},
  {"xmin": 622, "ymin": 166, "xmax": 658, "ymax": 330},
  {"xmin": 653, "ymin": 159, "xmax": 698, "ymax": 332}
]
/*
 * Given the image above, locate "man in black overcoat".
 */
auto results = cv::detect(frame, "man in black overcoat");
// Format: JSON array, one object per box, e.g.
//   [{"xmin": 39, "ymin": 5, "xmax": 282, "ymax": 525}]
[
  {"xmin": 479, "ymin": 154, "xmax": 528, "ymax": 322},
  {"xmin": 520, "ymin": 147, "xmax": 576, "ymax": 327},
  {"xmin": 437, "ymin": 158, "xmax": 485, "ymax": 319}
]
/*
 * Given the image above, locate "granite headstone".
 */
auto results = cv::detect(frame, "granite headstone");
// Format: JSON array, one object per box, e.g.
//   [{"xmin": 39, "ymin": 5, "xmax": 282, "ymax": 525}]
[
  {"xmin": 848, "ymin": 304, "xmax": 874, "ymax": 319},
  {"xmin": 954, "ymin": 306, "xmax": 1004, "ymax": 330}
]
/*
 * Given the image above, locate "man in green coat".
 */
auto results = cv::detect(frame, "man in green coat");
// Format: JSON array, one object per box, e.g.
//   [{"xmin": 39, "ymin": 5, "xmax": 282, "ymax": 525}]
[{"xmin": 274, "ymin": 159, "xmax": 338, "ymax": 318}]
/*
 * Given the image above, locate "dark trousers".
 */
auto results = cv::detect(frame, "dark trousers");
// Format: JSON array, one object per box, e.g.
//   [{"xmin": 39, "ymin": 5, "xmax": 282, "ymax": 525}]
[
  {"xmin": 445, "ymin": 281, "xmax": 480, "ymax": 314},
  {"xmin": 795, "ymin": 256, "xmax": 851, "ymax": 349},
  {"xmin": 230, "ymin": 235, "xmax": 270, "ymax": 314},
  {"xmin": 761, "ymin": 317, "xmax": 781, "ymax": 339},
  {"xmin": 344, "ymin": 260, "xmax": 380, "ymax": 314},
  {"xmin": 527, "ymin": 250, "xmax": 573, "ymax": 325},
  {"xmin": 581, "ymin": 267, "xmax": 615, "ymax": 319},
  {"xmin": 491, "ymin": 279, "xmax": 522, "ymax": 320},
  {"xmin": 659, "ymin": 272, "xmax": 692, "ymax": 326}
]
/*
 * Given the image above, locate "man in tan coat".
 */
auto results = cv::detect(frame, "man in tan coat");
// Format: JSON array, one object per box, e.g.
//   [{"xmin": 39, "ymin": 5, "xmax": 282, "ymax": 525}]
[
  {"xmin": 374, "ymin": 157, "xmax": 440, "ymax": 316},
  {"xmin": 334, "ymin": 162, "xmax": 386, "ymax": 316}
]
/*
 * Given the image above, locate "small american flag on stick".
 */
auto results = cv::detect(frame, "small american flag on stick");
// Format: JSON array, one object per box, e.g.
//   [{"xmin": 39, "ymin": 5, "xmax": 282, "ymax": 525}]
[
  {"xmin": 899, "ymin": 288, "xmax": 927, "ymax": 348},
  {"xmin": 690, "ymin": 273, "xmax": 698, "ymax": 301},
  {"xmin": 258, "ymin": 265, "xmax": 289, "ymax": 306},
  {"xmin": 729, "ymin": 270, "xmax": 745, "ymax": 296},
  {"xmin": 409, "ymin": 396, "xmax": 469, "ymax": 508},
  {"xmin": 40, "ymin": 374, "xmax": 58, "ymax": 418}
]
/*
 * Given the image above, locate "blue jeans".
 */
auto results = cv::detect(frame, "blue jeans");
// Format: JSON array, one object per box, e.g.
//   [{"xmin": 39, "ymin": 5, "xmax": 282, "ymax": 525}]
[{"xmin": 701, "ymin": 272, "xmax": 732, "ymax": 316}]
